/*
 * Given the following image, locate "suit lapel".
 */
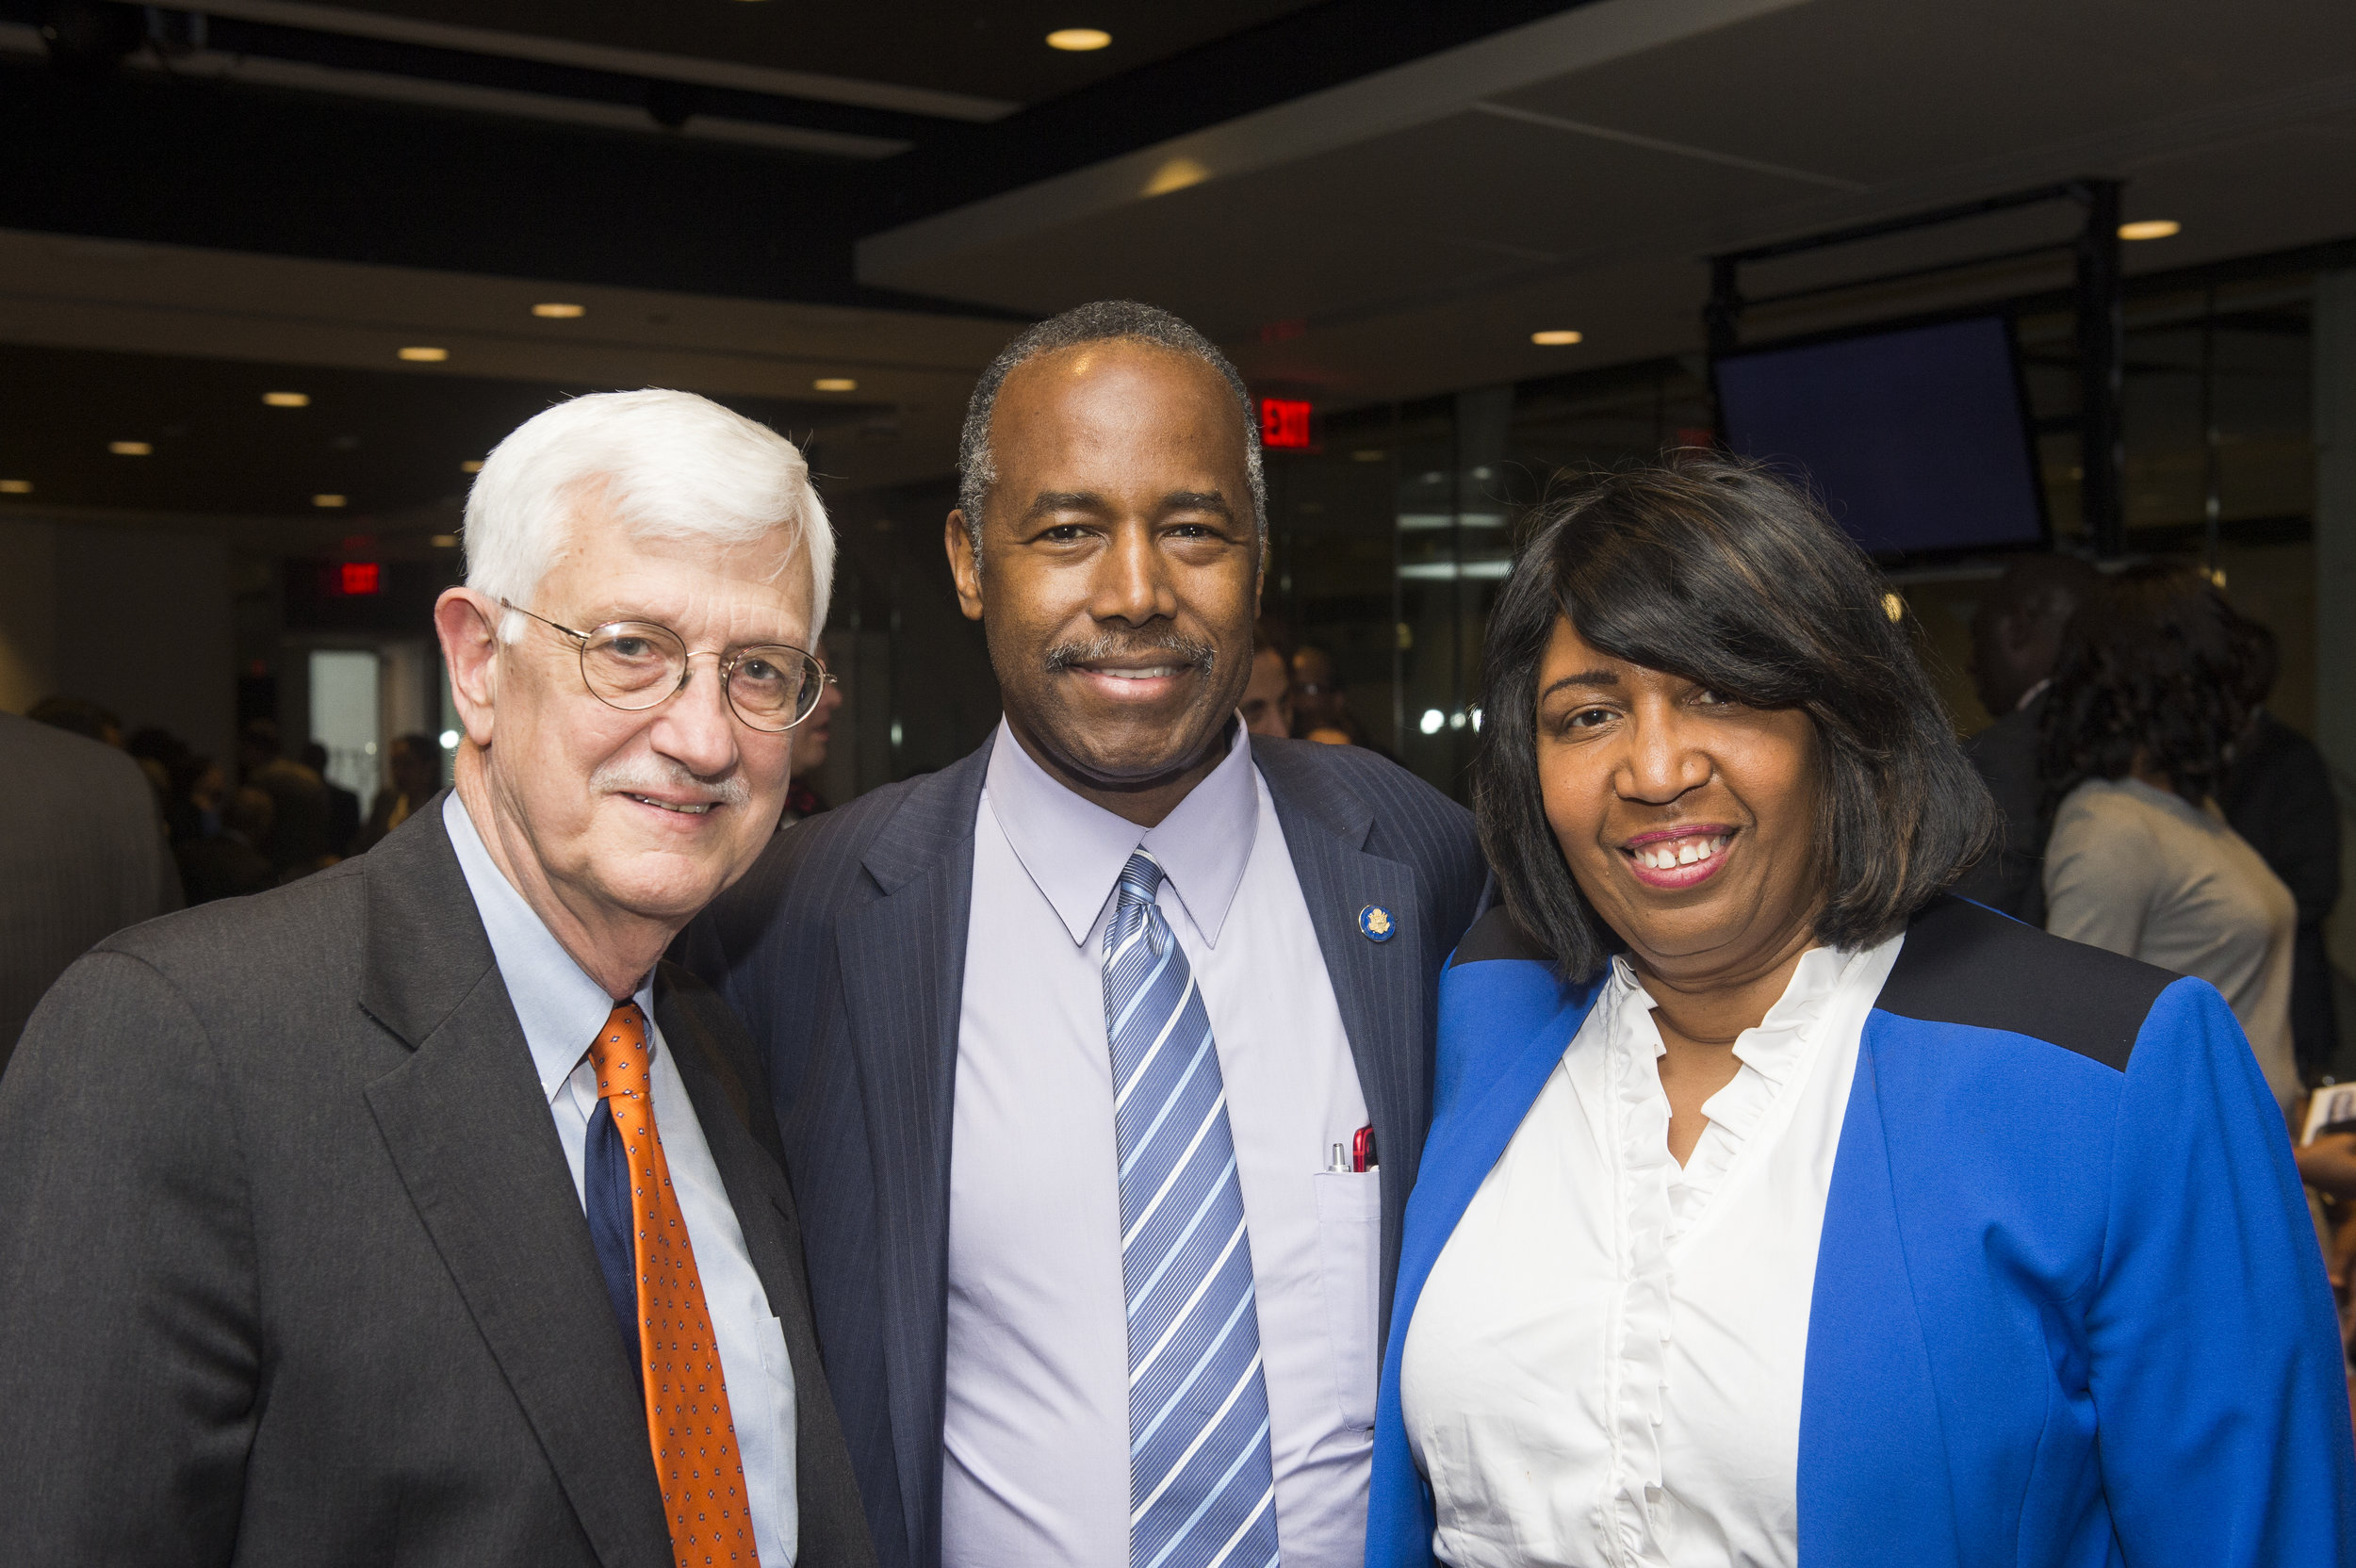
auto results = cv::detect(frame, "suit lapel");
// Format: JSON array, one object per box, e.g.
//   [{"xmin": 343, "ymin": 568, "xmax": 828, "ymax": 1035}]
[
  {"xmin": 839, "ymin": 744, "xmax": 991, "ymax": 1567},
  {"xmin": 1252, "ymin": 742, "xmax": 1429, "ymax": 1341},
  {"xmin": 356, "ymin": 805, "xmax": 669, "ymax": 1568}
]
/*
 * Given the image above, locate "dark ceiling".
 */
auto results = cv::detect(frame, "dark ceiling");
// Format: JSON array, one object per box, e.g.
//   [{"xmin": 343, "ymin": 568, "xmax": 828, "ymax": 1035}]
[
  {"xmin": 0, "ymin": 340, "xmax": 882, "ymax": 527},
  {"xmin": 311, "ymin": 0, "xmax": 1331, "ymax": 106}
]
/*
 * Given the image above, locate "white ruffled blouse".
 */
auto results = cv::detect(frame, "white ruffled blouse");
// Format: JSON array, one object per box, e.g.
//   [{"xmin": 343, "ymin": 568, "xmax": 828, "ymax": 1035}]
[{"xmin": 1399, "ymin": 932, "xmax": 1906, "ymax": 1568}]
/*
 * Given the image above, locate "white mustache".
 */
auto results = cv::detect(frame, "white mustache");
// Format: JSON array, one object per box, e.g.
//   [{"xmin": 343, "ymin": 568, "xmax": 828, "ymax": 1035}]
[{"xmin": 590, "ymin": 759, "xmax": 749, "ymax": 809}]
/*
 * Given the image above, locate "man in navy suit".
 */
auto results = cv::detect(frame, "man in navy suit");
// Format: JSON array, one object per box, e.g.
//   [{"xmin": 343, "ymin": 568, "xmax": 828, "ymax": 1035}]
[{"xmin": 683, "ymin": 301, "xmax": 1487, "ymax": 1568}]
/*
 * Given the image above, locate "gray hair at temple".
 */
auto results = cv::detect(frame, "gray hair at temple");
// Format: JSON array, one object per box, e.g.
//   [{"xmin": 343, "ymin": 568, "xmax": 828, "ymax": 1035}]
[{"xmin": 955, "ymin": 300, "xmax": 1267, "ymax": 564}]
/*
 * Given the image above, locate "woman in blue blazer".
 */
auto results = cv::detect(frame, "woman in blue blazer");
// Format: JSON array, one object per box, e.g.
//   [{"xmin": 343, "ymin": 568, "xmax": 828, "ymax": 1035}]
[{"xmin": 1367, "ymin": 456, "xmax": 2354, "ymax": 1568}]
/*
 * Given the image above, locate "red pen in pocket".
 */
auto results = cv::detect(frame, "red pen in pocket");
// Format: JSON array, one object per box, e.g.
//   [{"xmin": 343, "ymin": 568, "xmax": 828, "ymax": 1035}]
[{"xmin": 1350, "ymin": 1124, "xmax": 1377, "ymax": 1173}]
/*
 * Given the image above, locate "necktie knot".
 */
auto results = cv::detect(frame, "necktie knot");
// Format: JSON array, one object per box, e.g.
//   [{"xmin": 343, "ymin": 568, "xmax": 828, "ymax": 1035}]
[
  {"xmin": 588, "ymin": 1001, "xmax": 650, "ymax": 1102},
  {"xmin": 1111, "ymin": 850, "xmax": 1170, "ymax": 958}
]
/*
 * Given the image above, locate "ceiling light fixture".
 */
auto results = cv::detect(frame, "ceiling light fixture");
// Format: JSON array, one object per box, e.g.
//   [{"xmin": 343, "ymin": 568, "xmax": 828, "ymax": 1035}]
[
  {"xmin": 109, "ymin": 440, "xmax": 152, "ymax": 456},
  {"xmin": 461, "ymin": 459, "xmax": 484, "ymax": 473},
  {"xmin": 0, "ymin": 479, "xmax": 30, "ymax": 493},
  {"xmin": 813, "ymin": 377, "xmax": 858, "ymax": 392},
  {"xmin": 1530, "ymin": 329, "xmax": 1584, "ymax": 346},
  {"xmin": 1142, "ymin": 156, "xmax": 1210, "ymax": 198},
  {"xmin": 2119, "ymin": 220, "xmax": 2182, "ymax": 241},
  {"xmin": 532, "ymin": 302, "xmax": 585, "ymax": 318},
  {"xmin": 1046, "ymin": 27, "xmax": 1110, "ymax": 50},
  {"xmin": 313, "ymin": 494, "xmax": 348, "ymax": 508},
  {"xmin": 262, "ymin": 391, "xmax": 311, "ymax": 407},
  {"xmin": 398, "ymin": 346, "xmax": 450, "ymax": 362},
  {"xmin": 431, "ymin": 533, "xmax": 460, "ymax": 548}
]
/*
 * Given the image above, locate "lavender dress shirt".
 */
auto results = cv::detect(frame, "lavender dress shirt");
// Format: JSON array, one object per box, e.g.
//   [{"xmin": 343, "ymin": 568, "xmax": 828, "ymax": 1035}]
[{"xmin": 941, "ymin": 719, "xmax": 1381, "ymax": 1568}]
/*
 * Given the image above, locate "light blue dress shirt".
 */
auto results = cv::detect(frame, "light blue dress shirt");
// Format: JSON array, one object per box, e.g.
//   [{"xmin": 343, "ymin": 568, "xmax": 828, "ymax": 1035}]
[
  {"xmin": 941, "ymin": 722, "xmax": 1380, "ymax": 1568},
  {"xmin": 443, "ymin": 793, "xmax": 799, "ymax": 1566}
]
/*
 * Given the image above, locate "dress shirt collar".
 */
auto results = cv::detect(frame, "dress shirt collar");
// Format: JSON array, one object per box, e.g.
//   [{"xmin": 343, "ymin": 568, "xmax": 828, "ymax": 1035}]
[
  {"xmin": 442, "ymin": 792, "xmax": 656, "ymax": 1103},
  {"xmin": 982, "ymin": 715, "xmax": 1259, "ymax": 949}
]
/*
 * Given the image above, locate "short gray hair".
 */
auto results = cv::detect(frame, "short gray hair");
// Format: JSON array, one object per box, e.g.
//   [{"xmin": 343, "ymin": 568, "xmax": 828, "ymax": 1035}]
[
  {"xmin": 464, "ymin": 388, "xmax": 833, "ymax": 639},
  {"xmin": 957, "ymin": 300, "xmax": 1265, "ymax": 560}
]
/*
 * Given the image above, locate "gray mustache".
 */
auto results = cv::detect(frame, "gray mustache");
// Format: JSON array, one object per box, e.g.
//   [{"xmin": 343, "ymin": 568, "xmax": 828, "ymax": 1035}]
[
  {"xmin": 589, "ymin": 758, "xmax": 752, "ymax": 808},
  {"xmin": 1043, "ymin": 630, "xmax": 1217, "ymax": 674}
]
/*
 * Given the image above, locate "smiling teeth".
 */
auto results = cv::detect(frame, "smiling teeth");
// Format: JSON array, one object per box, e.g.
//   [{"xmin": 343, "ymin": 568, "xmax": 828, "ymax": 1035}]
[
  {"xmin": 1098, "ymin": 666, "xmax": 1180, "ymax": 680},
  {"xmin": 631, "ymin": 794, "xmax": 713, "ymax": 814},
  {"xmin": 1635, "ymin": 834, "xmax": 1727, "ymax": 870}
]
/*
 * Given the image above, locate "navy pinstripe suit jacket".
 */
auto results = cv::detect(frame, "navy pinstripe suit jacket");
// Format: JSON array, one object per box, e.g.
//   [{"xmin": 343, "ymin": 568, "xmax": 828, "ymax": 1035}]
[{"xmin": 679, "ymin": 731, "xmax": 1488, "ymax": 1568}]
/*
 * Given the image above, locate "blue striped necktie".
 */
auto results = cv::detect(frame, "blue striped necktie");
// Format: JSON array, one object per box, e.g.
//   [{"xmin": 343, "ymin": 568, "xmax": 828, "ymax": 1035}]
[{"xmin": 1103, "ymin": 849, "xmax": 1282, "ymax": 1568}]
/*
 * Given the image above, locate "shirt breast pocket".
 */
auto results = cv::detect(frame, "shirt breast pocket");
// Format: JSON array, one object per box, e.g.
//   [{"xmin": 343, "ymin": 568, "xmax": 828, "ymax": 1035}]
[{"xmin": 1314, "ymin": 1169, "xmax": 1381, "ymax": 1429}]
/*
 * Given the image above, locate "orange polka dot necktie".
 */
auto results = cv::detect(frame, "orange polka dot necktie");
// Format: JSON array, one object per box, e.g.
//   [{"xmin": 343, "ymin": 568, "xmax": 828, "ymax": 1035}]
[{"xmin": 589, "ymin": 1002, "xmax": 755, "ymax": 1567}]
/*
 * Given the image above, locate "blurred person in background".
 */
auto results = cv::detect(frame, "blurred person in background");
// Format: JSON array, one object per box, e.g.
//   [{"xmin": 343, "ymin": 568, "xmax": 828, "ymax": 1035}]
[
  {"xmin": 2040, "ymin": 564, "xmax": 2300, "ymax": 1111},
  {"xmin": 353, "ymin": 731, "xmax": 440, "ymax": 852},
  {"xmin": 783, "ymin": 668, "xmax": 843, "ymax": 825},
  {"xmin": 25, "ymin": 693, "xmax": 124, "ymax": 749},
  {"xmin": 1291, "ymin": 645, "xmax": 1362, "ymax": 744},
  {"xmin": 1241, "ymin": 619, "xmax": 1295, "ymax": 739},
  {"xmin": 174, "ymin": 784, "xmax": 277, "ymax": 906},
  {"xmin": 2219, "ymin": 622, "xmax": 2342, "ymax": 1082},
  {"xmin": 1368, "ymin": 458, "xmax": 2353, "ymax": 1568},
  {"xmin": 1953, "ymin": 553, "xmax": 2100, "ymax": 923},
  {"xmin": 238, "ymin": 717, "xmax": 330, "ymax": 874},
  {"xmin": 302, "ymin": 740, "xmax": 363, "ymax": 858},
  {"xmin": 0, "ymin": 708, "xmax": 181, "ymax": 1069}
]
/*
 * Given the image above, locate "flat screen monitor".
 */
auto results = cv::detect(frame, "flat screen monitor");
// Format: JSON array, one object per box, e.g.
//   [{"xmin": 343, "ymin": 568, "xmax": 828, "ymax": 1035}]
[{"xmin": 1714, "ymin": 314, "xmax": 2047, "ymax": 558}]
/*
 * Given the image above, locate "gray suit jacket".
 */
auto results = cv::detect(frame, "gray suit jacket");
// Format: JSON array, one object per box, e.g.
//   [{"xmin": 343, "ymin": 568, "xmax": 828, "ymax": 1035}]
[
  {"xmin": 679, "ymin": 732, "xmax": 1489, "ymax": 1568},
  {"xmin": 0, "ymin": 710, "xmax": 181, "ymax": 1067},
  {"xmin": 0, "ymin": 800, "xmax": 875, "ymax": 1568}
]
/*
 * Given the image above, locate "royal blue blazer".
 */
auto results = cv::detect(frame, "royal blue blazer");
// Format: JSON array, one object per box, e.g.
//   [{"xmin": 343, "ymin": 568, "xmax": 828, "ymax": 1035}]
[{"xmin": 1367, "ymin": 896, "xmax": 2356, "ymax": 1567}]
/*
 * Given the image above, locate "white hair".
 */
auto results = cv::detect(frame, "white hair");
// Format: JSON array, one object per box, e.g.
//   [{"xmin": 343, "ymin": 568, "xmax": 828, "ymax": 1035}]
[{"xmin": 463, "ymin": 388, "xmax": 833, "ymax": 643}]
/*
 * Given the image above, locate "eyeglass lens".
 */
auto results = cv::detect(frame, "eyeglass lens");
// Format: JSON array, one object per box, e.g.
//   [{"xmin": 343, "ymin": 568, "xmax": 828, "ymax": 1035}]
[{"xmin": 579, "ymin": 622, "xmax": 822, "ymax": 730}]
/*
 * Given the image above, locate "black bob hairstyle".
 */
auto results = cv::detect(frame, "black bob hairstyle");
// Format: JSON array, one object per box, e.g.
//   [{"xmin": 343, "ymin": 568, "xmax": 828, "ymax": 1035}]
[
  {"xmin": 1471, "ymin": 453, "xmax": 1997, "ymax": 982},
  {"xmin": 2037, "ymin": 564, "xmax": 2259, "ymax": 816}
]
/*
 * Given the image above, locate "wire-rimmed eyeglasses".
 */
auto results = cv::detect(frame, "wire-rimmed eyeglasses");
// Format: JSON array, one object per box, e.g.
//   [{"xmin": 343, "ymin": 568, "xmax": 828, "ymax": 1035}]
[{"xmin": 499, "ymin": 598, "xmax": 829, "ymax": 733}]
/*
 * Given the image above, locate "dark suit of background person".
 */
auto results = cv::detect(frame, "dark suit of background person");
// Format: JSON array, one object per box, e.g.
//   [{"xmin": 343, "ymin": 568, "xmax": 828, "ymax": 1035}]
[
  {"xmin": 0, "ymin": 708, "xmax": 180, "ymax": 1067},
  {"xmin": 1952, "ymin": 552, "xmax": 2099, "ymax": 923},
  {"xmin": 680, "ymin": 302, "xmax": 1489, "ymax": 1568}
]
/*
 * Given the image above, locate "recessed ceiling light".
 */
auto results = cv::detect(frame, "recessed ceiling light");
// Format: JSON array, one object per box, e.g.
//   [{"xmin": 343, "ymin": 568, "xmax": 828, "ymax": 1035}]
[
  {"xmin": 460, "ymin": 459, "xmax": 484, "ymax": 473},
  {"xmin": 109, "ymin": 440, "xmax": 152, "ymax": 456},
  {"xmin": 813, "ymin": 377, "xmax": 858, "ymax": 392},
  {"xmin": 1530, "ymin": 329, "xmax": 1584, "ymax": 346},
  {"xmin": 262, "ymin": 391, "xmax": 310, "ymax": 407},
  {"xmin": 398, "ymin": 346, "xmax": 450, "ymax": 362},
  {"xmin": 1046, "ymin": 27, "xmax": 1110, "ymax": 50},
  {"xmin": 430, "ymin": 533, "xmax": 460, "ymax": 548},
  {"xmin": 532, "ymin": 302, "xmax": 585, "ymax": 318},
  {"xmin": 2119, "ymin": 220, "xmax": 2182, "ymax": 241},
  {"xmin": 0, "ymin": 479, "xmax": 30, "ymax": 493},
  {"xmin": 313, "ymin": 494, "xmax": 347, "ymax": 508}
]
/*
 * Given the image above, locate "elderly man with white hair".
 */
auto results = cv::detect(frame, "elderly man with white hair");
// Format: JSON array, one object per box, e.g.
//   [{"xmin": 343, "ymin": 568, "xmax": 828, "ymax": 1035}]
[{"xmin": 0, "ymin": 390, "xmax": 877, "ymax": 1568}]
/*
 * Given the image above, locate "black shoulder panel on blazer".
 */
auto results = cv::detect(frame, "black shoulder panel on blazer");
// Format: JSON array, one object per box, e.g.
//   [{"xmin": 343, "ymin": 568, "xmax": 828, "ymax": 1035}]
[
  {"xmin": 1874, "ymin": 896, "xmax": 2177, "ymax": 1071},
  {"xmin": 1449, "ymin": 905, "xmax": 1549, "ymax": 968}
]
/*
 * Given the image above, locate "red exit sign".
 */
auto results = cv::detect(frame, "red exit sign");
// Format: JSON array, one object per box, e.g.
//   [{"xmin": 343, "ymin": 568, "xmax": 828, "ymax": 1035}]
[
  {"xmin": 1260, "ymin": 398, "xmax": 1313, "ymax": 449},
  {"xmin": 323, "ymin": 561, "xmax": 381, "ymax": 596}
]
